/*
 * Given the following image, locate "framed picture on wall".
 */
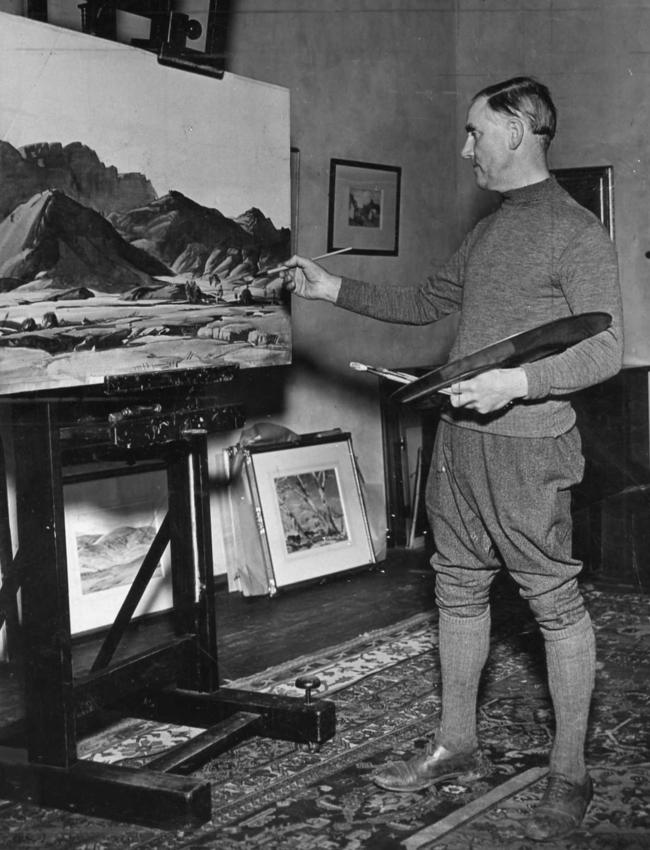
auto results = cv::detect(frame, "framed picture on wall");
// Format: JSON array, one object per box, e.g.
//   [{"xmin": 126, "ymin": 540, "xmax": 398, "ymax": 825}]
[
  {"xmin": 291, "ymin": 146, "xmax": 301, "ymax": 253},
  {"xmin": 328, "ymin": 159, "xmax": 401, "ymax": 255},
  {"xmin": 64, "ymin": 466, "xmax": 172, "ymax": 635},
  {"xmin": 552, "ymin": 165, "xmax": 614, "ymax": 239}
]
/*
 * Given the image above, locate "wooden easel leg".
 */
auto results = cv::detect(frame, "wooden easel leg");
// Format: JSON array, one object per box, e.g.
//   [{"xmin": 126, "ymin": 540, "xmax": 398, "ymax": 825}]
[
  {"xmin": 0, "ymin": 434, "xmax": 21, "ymax": 663},
  {"xmin": 167, "ymin": 436, "xmax": 219, "ymax": 692},
  {"xmin": 0, "ymin": 750, "xmax": 212, "ymax": 829},
  {"xmin": 13, "ymin": 400, "xmax": 76, "ymax": 768}
]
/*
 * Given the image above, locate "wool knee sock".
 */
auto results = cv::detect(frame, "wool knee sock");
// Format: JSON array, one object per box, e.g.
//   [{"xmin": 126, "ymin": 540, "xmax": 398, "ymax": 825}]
[
  {"xmin": 541, "ymin": 612, "xmax": 596, "ymax": 783},
  {"xmin": 437, "ymin": 607, "xmax": 491, "ymax": 752}
]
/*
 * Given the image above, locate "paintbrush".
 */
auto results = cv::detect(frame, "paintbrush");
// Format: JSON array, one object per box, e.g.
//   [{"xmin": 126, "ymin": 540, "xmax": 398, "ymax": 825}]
[
  {"xmin": 349, "ymin": 361, "xmax": 417, "ymax": 385},
  {"xmin": 255, "ymin": 247, "xmax": 352, "ymax": 277},
  {"xmin": 350, "ymin": 361, "xmax": 454, "ymax": 395}
]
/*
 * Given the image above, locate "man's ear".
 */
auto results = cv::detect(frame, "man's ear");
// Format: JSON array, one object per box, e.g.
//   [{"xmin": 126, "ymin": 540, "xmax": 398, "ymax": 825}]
[{"xmin": 507, "ymin": 117, "xmax": 525, "ymax": 150}]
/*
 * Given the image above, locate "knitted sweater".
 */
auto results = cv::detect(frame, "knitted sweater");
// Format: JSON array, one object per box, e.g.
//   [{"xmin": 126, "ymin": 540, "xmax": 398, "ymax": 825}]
[{"xmin": 337, "ymin": 177, "xmax": 623, "ymax": 437}]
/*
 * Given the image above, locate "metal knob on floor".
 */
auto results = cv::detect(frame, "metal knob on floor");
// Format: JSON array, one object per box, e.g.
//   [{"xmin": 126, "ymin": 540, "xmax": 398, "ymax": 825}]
[{"xmin": 295, "ymin": 675, "xmax": 322, "ymax": 705}]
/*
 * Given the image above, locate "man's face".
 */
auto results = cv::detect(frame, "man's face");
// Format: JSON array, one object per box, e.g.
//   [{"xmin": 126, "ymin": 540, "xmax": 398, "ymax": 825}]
[{"xmin": 461, "ymin": 96, "xmax": 512, "ymax": 191}]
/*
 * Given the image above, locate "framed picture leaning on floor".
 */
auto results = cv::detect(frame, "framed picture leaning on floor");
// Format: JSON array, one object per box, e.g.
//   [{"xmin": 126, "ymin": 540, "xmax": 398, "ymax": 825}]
[{"xmin": 227, "ymin": 432, "xmax": 376, "ymax": 595}]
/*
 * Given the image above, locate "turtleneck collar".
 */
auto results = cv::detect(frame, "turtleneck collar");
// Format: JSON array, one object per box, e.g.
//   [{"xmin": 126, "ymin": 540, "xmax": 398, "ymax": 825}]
[{"xmin": 501, "ymin": 177, "xmax": 555, "ymax": 204}]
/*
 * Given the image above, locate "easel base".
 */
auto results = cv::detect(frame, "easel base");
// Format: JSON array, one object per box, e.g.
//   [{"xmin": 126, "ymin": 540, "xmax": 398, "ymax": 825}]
[
  {"xmin": 0, "ymin": 686, "xmax": 336, "ymax": 829},
  {"xmin": 0, "ymin": 750, "xmax": 211, "ymax": 829}
]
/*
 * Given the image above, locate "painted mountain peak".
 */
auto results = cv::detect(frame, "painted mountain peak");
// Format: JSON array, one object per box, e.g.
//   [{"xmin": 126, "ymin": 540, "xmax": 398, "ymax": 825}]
[
  {"xmin": 0, "ymin": 139, "xmax": 156, "ymax": 222},
  {"xmin": 0, "ymin": 189, "xmax": 172, "ymax": 292},
  {"xmin": 0, "ymin": 140, "xmax": 290, "ymax": 292},
  {"xmin": 109, "ymin": 190, "xmax": 289, "ymax": 281}
]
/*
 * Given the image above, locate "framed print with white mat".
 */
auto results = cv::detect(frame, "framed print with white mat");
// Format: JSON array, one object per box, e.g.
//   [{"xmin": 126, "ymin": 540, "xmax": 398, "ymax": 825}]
[
  {"xmin": 229, "ymin": 433, "xmax": 375, "ymax": 595},
  {"xmin": 64, "ymin": 465, "xmax": 172, "ymax": 635}
]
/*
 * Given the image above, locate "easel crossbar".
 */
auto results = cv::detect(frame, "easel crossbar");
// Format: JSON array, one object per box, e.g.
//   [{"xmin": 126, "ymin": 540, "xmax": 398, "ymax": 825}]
[
  {"xmin": 145, "ymin": 711, "xmax": 261, "ymax": 774},
  {"xmin": 135, "ymin": 686, "xmax": 337, "ymax": 747},
  {"xmin": 75, "ymin": 637, "xmax": 194, "ymax": 717},
  {"xmin": 91, "ymin": 511, "xmax": 172, "ymax": 673}
]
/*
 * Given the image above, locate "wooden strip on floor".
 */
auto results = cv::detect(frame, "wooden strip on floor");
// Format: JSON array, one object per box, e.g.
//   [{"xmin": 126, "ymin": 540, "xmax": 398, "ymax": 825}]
[{"xmin": 402, "ymin": 766, "xmax": 548, "ymax": 849}]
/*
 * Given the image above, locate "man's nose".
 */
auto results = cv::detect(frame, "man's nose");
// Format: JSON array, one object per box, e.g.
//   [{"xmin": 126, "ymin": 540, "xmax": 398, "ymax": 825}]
[{"xmin": 461, "ymin": 136, "xmax": 474, "ymax": 159}]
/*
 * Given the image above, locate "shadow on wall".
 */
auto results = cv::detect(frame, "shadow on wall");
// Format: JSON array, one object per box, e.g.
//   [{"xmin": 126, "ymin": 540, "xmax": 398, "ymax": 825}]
[{"xmin": 234, "ymin": 343, "xmax": 408, "ymax": 420}]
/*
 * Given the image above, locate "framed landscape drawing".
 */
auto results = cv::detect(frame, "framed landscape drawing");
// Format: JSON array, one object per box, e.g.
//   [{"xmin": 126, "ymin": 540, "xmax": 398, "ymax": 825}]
[
  {"xmin": 0, "ymin": 13, "xmax": 291, "ymax": 396},
  {"xmin": 328, "ymin": 159, "xmax": 401, "ymax": 255},
  {"xmin": 64, "ymin": 467, "xmax": 172, "ymax": 635},
  {"xmin": 241, "ymin": 435, "xmax": 375, "ymax": 591}
]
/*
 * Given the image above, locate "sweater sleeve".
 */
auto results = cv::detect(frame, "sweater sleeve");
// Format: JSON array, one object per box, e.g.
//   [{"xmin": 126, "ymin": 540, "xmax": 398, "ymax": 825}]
[
  {"xmin": 335, "ymin": 237, "xmax": 469, "ymax": 324},
  {"xmin": 523, "ymin": 221, "xmax": 623, "ymax": 399}
]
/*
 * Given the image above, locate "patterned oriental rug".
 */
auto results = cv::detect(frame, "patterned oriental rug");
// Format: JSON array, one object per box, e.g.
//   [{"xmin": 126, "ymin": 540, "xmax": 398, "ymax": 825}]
[{"xmin": 1, "ymin": 586, "xmax": 649, "ymax": 849}]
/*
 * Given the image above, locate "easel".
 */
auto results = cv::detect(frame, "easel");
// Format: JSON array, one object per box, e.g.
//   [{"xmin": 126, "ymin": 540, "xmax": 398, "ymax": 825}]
[{"xmin": 0, "ymin": 366, "xmax": 335, "ymax": 828}]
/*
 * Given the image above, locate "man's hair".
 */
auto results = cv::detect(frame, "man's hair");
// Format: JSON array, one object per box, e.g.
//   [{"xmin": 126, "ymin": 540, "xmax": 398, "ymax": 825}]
[{"xmin": 473, "ymin": 76, "xmax": 557, "ymax": 150}]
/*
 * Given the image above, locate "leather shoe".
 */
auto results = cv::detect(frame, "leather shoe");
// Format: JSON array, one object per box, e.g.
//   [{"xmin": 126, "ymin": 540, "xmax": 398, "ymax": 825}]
[
  {"xmin": 372, "ymin": 743, "xmax": 484, "ymax": 792},
  {"xmin": 525, "ymin": 773, "xmax": 593, "ymax": 841}
]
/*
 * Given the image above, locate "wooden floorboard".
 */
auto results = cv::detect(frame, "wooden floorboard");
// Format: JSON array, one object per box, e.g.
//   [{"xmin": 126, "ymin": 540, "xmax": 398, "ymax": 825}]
[{"xmin": 213, "ymin": 547, "xmax": 437, "ymax": 681}]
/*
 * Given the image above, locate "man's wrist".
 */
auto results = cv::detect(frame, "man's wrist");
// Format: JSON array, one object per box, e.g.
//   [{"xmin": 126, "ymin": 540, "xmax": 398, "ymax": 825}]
[
  {"xmin": 326, "ymin": 275, "xmax": 342, "ymax": 302},
  {"xmin": 510, "ymin": 367, "xmax": 529, "ymax": 399}
]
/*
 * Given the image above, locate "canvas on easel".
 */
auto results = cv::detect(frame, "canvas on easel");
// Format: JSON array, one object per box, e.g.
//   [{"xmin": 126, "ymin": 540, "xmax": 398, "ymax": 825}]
[{"xmin": 0, "ymin": 12, "xmax": 292, "ymax": 397}]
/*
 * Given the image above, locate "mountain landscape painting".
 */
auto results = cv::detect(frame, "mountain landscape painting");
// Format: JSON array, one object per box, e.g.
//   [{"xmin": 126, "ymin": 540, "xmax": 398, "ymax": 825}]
[
  {"xmin": 0, "ymin": 14, "xmax": 292, "ymax": 395},
  {"xmin": 64, "ymin": 469, "xmax": 172, "ymax": 635}
]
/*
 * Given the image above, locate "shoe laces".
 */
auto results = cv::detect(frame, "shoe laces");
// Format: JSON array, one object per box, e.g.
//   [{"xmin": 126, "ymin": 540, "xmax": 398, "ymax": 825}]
[{"xmin": 543, "ymin": 774, "xmax": 578, "ymax": 802}]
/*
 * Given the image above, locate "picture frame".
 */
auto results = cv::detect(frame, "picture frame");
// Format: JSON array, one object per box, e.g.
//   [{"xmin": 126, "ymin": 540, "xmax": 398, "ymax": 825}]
[
  {"xmin": 233, "ymin": 434, "xmax": 375, "ymax": 594},
  {"xmin": 291, "ymin": 146, "xmax": 301, "ymax": 254},
  {"xmin": 64, "ymin": 466, "xmax": 172, "ymax": 635},
  {"xmin": 328, "ymin": 158, "xmax": 401, "ymax": 255},
  {"xmin": 552, "ymin": 165, "xmax": 614, "ymax": 239}
]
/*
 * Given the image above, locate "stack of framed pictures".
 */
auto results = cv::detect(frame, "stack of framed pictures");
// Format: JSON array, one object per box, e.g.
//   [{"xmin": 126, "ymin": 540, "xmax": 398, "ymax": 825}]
[{"xmin": 225, "ymin": 432, "xmax": 375, "ymax": 596}]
